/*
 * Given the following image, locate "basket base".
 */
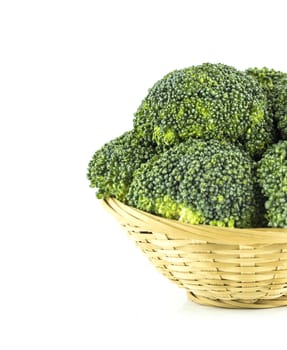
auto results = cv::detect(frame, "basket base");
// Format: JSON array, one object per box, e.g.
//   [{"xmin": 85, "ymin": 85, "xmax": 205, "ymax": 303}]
[{"xmin": 187, "ymin": 292, "xmax": 287, "ymax": 309}]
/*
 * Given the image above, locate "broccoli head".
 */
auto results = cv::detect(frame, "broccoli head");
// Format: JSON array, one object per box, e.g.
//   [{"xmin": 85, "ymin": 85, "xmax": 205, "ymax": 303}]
[
  {"xmin": 87, "ymin": 131, "xmax": 157, "ymax": 202},
  {"xmin": 274, "ymin": 83, "xmax": 287, "ymax": 138},
  {"xmin": 127, "ymin": 139, "xmax": 261, "ymax": 228},
  {"xmin": 246, "ymin": 67, "xmax": 287, "ymax": 138},
  {"xmin": 257, "ymin": 140, "xmax": 287, "ymax": 227},
  {"xmin": 134, "ymin": 63, "xmax": 273, "ymax": 157}
]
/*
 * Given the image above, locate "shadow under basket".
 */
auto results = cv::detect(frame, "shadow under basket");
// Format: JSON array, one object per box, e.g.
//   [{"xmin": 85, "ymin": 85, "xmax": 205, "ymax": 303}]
[{"xmin": 102, "ymin": 198, "xmax": 287, "ymax": 309}]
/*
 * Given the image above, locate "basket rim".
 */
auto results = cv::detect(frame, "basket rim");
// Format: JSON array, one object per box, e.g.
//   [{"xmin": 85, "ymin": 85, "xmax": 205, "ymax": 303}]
[{"xmin": 102, "ymin": 197, "xmax": 287, "ymax": 245}]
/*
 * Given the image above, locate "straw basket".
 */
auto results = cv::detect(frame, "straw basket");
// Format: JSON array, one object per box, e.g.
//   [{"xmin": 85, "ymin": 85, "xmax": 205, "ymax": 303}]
[{"xmin": 102, "ymin": 197, "xmax": 287, "ymax": 309}]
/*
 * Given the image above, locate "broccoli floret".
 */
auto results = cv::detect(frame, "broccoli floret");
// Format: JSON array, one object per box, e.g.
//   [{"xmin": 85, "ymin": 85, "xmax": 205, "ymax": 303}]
[
  {"xmin": 127, "ymin": 140, "xmax": 262, "ymax": 228},
  {"xmin": 246, "ymin": 67, "xmax": 287, "ymax": 138},
  {"xmin": 246, "ymin": 67, "xmax": 286, "ymax": 97},
  {"xmin": 274, "ymin": 83, "xmax": 287, "ymax": 138},
  {"xmin": 257, "ymin": 141, "xmax": 287, "ymax": 227},
  {"xmin": 87, "ymin": 131, "xmax": 157, "ymax": 202},
  {"xmin": 134, "ymin": 63, "xmax": 273, "ymax": 157}
]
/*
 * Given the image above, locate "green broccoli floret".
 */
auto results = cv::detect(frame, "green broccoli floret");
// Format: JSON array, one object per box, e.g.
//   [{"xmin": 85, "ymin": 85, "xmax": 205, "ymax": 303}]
[
  {"xmin": 246, "ymin": 67, "xmax": 286, "ymax": 97},
  {"xmin": 127, "ymin": 139, "xmax": 262, "ymax": 228},
  {"xmin": 134, "ymin": 63, "xmax": 274, "ymax": 157},
  {"xmin": 274, "ymin": 83, "xmax": 287, "ymax": 138},
  {"xmin": 87, "ymin": 131, "xmax": 157, "ymax": 202},
  {"xmin": 246, "ymin": 67, "xmax": 287, "ymax": 138},
  {"xmin": 257, "ymin": 141, "xmax": 287, "ymax": 227}
]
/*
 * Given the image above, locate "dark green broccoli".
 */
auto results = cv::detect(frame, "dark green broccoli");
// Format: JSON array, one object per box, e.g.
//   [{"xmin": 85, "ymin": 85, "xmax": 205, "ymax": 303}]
[
  {"xmin": 127, "ymin": 139, "xmax": 262, "ymax": 228},
  {"xmin": 246, "ymin": 67, "xmax": 287, "ymax": 138},
  {"xmin": 87, "ymin": 131, "xmax": 157, "ymax": 202},
  {"xmin": 274, "ymin": 83, "xmax": 287, "ymax": 138},
  {"xmin": 257, "ymin": 141, "xmax": 287, "ymax": 227},
  {"xmin": 134, "ymin": 63, "xmax": 274, "ymax": 157}
]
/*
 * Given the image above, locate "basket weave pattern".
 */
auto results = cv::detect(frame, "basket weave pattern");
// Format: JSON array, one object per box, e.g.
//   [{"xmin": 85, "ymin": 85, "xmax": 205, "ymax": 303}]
[{"xmin": 103, "ymin": 198, "xmax": 287, "ymax": 308}]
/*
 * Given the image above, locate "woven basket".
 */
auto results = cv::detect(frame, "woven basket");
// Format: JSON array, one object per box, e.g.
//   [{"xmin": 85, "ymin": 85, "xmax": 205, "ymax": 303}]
[{"xmin": 102, "ymin": 197, "xmax": 287, "ymax": 309}]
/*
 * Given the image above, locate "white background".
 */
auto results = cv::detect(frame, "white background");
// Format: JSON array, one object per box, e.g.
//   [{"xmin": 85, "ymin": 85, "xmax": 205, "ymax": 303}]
[{"xmin": 1, "ymin": 0, "xmax": 287, "ymax": 349}]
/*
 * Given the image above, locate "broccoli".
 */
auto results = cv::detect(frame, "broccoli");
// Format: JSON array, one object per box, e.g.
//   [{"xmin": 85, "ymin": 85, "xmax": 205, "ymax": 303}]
[
  {"xmin": 257, "ymin": 140, "xmax": 287, "ymax": 227},
  {"xmin": 246, "ymin": 67, "xmax": 287, "ymax": 138},
  {"xmin": 134, "ymin": 63, "xmax": 274, "ymax": 157},
  {"xmin": 87, "ymin": 131, "xmax": 157, "ymax": 202},
  {"xmin": 127, "ymin": 139, "xmax": 262, "ymax": 228},
  {"xmin": 274, "ymin": 83, "xmax": 287, "ymax": 138},
  {"xmin": 87, "ymin": 62, "xmax": 287, "ymax": 229}
]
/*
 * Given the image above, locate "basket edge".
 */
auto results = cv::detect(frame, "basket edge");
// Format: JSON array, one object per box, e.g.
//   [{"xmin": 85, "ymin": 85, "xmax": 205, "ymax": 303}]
[{"xmin": 102, "ymin": 198, "xmax": 287, "ymax": 245}]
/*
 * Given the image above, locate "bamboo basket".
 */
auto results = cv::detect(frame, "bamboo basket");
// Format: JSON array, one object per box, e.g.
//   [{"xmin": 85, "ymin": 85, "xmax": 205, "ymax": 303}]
[{"xmin": 102, "ymin": 197, "xmax": 287, "ymax": 309}]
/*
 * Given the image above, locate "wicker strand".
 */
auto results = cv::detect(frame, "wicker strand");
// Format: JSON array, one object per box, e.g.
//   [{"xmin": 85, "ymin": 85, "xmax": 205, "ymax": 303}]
[{"xmin": 102, "ymin": 198, "xmax": 287, "ymax": 309}]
